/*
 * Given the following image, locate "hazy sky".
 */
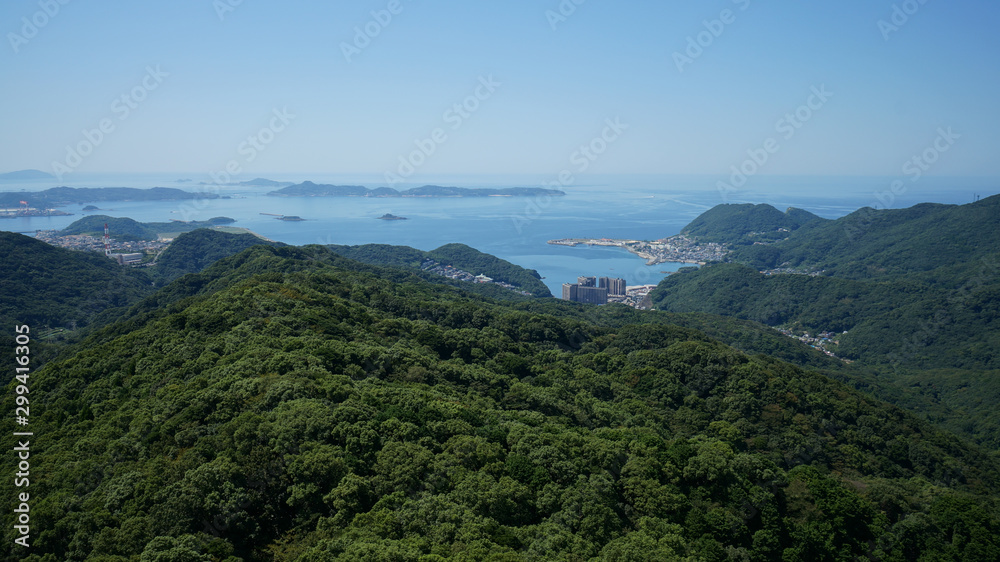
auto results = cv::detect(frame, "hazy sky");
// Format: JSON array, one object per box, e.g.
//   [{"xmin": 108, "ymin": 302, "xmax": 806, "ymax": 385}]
[{"xmin": 2, "ymin": 0, "xmax": 998, "ymax": 182}]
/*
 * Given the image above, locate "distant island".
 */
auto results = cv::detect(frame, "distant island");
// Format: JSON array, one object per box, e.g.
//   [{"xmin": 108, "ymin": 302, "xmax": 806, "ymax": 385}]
[
  {"xmin": 268, "ymin": 181, "xmax": 565, "ymax": 198},
  {"xmin": 0, "ymin": 169, "xmax": 56, "ymax": 180},
  {"xmin": 82, "ymin": 205, "xmax": 100, "ymax": 211},
  {"xmin": 276, "ymin": 215, "xmax": 306, "ymax": 221},
  {"xmin": 200, "ymin": 177, "xmax": 294, "ymax": 187},
  {"xmin": 0, "ymin": 187, "xmax": 220, "ymax": 210},
  {"xmin": 376, "ymin": 213, "xmax": 407, "ymax": 220},
  {"xmin": 56, "ymin": 215, "xmax": 236, "ymax": 241}
]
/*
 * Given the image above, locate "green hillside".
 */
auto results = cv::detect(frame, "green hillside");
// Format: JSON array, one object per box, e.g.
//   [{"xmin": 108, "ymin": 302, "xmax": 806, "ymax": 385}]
[
  {"xmin": 328, "ymin": 242, "xmax": 552, "ymax": 297},
  {"xmin": 3, "ymin": 245, "xmax": 1000, "ymax": 560},
  {"xmin": 152, "ymin": 229, "xmax": 285, "ymax": 285},
  {"xmin": 0, "ymin": 232, "xmax": 152, "ymax": 332},
  {"xmin": 652, "ymin": 195, "xmax": 1000, "ymax": 451},
  {"xmin": 681, "ymin": 204, "xmax": 825, "ymax": 246},
  {"xmin": 729, "ymin": 195, "xmax": 1000, "ymax": 279},
  {"xmin": 62, "ymin": 215, "xmax": 236, "ymax": 241},
  {"xmin": 61, "ymin": 215, "xmax": 159, "ymax": 240}
]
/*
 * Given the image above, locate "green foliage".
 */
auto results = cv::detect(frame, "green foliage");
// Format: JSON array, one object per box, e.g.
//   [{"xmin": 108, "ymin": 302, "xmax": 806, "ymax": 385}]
[
  {"xmin": 428, "ymin": 243, "xmax": 549, "ymax": 297},
  {"xmin": 62, "ymin": 215, "xmax": 237, "ymax": 241},
  {"xmin": 153, "ymin": 229, "xmax": 284, "ymax": 285},
  {"xmin": 61, "ymin": 215, "xmax": 160, "ymax": 240},
  {"xmin": 0, "ymin": 232, "xmax": 152, "ymax": 346},
  {"xmin": 328, "ymin": 242, "xmax": 552, "ymax": 297},
  {"xmin": 4, "ymin": 244, "xmax": 999, "ymax": 560},
  {"xmin": 655, "ymin": 195, "xmax": 1000, "ymax": 451},
  {"xmin": 681, "ymin": 203, "xmax": 824, "ymax": 246}
]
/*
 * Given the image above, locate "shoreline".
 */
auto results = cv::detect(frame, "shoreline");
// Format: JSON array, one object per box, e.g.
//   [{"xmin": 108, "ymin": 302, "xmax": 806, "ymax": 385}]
[{"xmin": 548, "ymin": 236, "xmax": 718, "ymax": 266}]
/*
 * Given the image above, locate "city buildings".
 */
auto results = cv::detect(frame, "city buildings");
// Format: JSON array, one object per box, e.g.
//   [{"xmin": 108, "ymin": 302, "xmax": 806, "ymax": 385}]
[{"xmin": 563, "ymin": 275, "xmax": 625, "ymax": 305}]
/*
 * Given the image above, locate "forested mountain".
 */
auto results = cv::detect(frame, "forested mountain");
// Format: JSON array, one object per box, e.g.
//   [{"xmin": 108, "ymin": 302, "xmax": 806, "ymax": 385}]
[
  {"xmin": 62, "ymin": 215, "xmax": 236, "ymax": 241},
  {"xmin": 3, "ymin": 244, "xmax": 1000, "ymax": 560},
  {"xmin": 729, "ymin": 195, "xmax": 1000, "ymax": 279},
  {"xmin": 152, "ymin": 229, "xmax": 285, "ymax": 285},
  {"xmin": 680, "ymin": 204, "xmax": 825, "ymax": 246},
  {"xmin": 651, "ymin": 195, "xmax": 1000, "ymax": 451},
  {"xmin": 0, "ymin": 232, "xmax": 152, "ymax": 333}
]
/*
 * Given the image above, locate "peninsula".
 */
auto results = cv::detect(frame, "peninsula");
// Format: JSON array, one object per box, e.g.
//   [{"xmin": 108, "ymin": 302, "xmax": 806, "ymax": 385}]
[{"xmin": 549, "ymin": 234, "xmax": 728, "ymax": 265}]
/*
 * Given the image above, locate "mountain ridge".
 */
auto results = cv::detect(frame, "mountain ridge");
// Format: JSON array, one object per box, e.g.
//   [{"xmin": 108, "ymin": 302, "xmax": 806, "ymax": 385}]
[{"xmin": 3, "ymin": 243, "xmax": 999, "ymax": 559}]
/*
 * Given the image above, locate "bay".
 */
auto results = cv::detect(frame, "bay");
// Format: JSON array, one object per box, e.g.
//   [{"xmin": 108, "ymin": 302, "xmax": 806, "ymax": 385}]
[{"xmin": 2, "ymin": 173, "xmax": 995, "ymax": 296}]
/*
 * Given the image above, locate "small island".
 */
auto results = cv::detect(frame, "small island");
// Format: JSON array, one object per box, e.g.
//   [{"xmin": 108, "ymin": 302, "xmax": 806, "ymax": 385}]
[
  {"xmin": 0, "ymin": 169, "xmax": 56, "ymax": 180},
  {"xmin": 277, "ymin": 215, "xmax": 306, "ymax": 221},
  {"xmin": 376, "ymin": 213, "xmax": 407, "ymax": 221},
  {"xmin": 82, "ymin": 205, "xmax": 100, "ymax": 211}
]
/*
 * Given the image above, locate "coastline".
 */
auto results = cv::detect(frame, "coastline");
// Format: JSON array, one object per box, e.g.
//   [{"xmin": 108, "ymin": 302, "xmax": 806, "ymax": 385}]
[{"xmin": 547, "ymin": 235, "xmax": 722, "ymax": 266}]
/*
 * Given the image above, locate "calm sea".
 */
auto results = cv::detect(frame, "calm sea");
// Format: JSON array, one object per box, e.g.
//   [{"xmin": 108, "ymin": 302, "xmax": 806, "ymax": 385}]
[{"xmin": 2, "ymin": 173, "xmax": 995, "ymax": 295}]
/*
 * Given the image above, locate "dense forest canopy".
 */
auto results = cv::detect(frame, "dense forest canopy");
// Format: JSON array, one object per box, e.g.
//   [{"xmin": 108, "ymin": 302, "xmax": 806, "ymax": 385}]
[
  {"xmin": 680, "ymin": 204, "xmax": 825, "ymax": 246},
  {"xmin": 652, "ymin": 195, "xmax": 1000, "ymax": 453},
  {"xmin": 3, "ymin": 244, "xmax": 999, "ymax": 560},
  {"xmin": 153, "ymin": 229, "xmax": 285, "ymax": 286},
  {"xmin": 0, "ymin": 232, "xmax": 152, "ymax": 332}
]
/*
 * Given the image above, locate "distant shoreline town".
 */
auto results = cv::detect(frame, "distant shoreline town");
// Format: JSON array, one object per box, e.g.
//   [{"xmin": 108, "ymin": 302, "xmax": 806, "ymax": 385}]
[{"xmin": 548, "ymin": 234, "xmax": 728, "ymax": 265}]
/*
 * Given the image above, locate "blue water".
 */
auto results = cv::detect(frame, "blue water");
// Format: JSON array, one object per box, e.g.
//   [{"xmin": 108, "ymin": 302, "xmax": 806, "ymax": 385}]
[{"xmin": 2, "ymin": 173, "xmax": 996, "ymax": 296}]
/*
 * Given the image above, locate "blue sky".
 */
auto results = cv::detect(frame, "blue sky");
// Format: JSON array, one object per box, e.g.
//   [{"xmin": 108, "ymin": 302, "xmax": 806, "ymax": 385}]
[{"xmin": 1, "ymin": 0, "xmax": 998, "ymax": 182}]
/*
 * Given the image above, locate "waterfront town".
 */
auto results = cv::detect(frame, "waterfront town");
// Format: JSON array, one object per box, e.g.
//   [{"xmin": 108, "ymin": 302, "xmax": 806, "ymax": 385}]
[
  {"xmin": 33, "ymin": 229, "xmax": 170, "ymax": 256},
  {"xmin": 420, "ymin": 259, "xmax": 534, "ymax": 296},
  {"xmin": 0, "ymin": 204, "xmax": 73, "ymax": 219},
  {"xmin": 548, "ymin": 234, "xmax": 728, "ymax": 265}
]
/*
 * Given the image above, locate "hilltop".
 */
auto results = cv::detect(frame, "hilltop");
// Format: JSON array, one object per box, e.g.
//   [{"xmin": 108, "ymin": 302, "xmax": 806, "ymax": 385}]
[
  {"xmin": 151, "ymin": 228, "xmax": 286, "ymax": 285},
  {"xmin": 328, "ymin": 242, "xmax": 552, "ymax": 298},
  {"xmin": 681, "ymin": 203, "xmax": 826, "ymax": 246},
  {"xmin": 652, "ymin": 194, "xmax": 1000, "ymax": 449},
  {"xmin": 0, "ymin": 232, "xmax": 153, "ymax": 345},
  {"xmin": 3, "ymin": 243, "xmax": 999, "ymax": 559},
  {"xmin": 61, "ymin": 215, "xmax": 236, "ymax": 241}
]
